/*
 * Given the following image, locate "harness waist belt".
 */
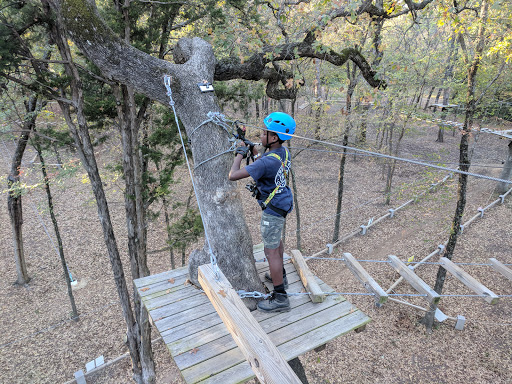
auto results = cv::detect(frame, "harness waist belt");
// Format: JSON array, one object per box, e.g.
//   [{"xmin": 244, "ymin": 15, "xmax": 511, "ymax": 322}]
[{"xmin": 260, "ymin": 201, "xmax": 288, "ymax": 218}]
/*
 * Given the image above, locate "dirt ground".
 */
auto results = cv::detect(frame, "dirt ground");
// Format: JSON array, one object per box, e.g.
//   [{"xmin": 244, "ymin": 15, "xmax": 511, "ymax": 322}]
[{"xmin": 0, "ymin": 112, "xmax": 511, "ymax": 384}]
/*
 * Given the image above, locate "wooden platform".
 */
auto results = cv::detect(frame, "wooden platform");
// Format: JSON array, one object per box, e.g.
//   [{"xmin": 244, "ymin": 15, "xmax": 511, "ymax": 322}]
[{"xmin": 134, "ymin": 256, "xmax": 371, "ymax": 384}]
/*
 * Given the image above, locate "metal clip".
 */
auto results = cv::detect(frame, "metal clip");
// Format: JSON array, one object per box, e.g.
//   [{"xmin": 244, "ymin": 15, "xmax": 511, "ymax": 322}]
[
  {"xmin": 388, "ymin": 208, "xmax": 395, "ymax": 218},
  {"xmin": 326, "ymin": 244, "xmax": 333, "ymax": 254},
  {"xmin": 477, "ymin": 207, "xmax": 484, "ymax": 217}
]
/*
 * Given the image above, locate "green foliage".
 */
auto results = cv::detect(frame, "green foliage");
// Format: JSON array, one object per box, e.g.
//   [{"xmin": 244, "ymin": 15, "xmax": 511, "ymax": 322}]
[
  {"xmin": 167, "ymin": 207, "xmax": 204, "ymax": 250},
  {"xmin": 215, "ymin": 80, "xmax": 264, "ymax": 119},
  {"xmin": 142, "ymin": 105, "xmax": 185, "ymax": 208}
]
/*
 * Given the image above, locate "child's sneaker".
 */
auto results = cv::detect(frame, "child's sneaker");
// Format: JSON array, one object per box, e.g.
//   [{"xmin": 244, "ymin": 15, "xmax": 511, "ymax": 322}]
[
  {"xmin": 257, "ymin": 292, "xmax": 290, "ymax": 313},
  {"xmin": 264, "ymin": 272, "xmax": 289, "ymax": 289}
]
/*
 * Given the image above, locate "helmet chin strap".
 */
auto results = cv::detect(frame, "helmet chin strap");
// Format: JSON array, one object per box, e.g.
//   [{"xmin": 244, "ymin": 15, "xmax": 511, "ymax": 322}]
[{"xmin": 264, "ymin": 131, "xmax": 277, "ymax": 150}]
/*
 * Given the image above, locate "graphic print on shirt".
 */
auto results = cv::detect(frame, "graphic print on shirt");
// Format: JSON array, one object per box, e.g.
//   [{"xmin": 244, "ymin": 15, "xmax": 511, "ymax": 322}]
[{"xmin": 273, "ymin": 154, "xmax": 291, "ymax": 193}]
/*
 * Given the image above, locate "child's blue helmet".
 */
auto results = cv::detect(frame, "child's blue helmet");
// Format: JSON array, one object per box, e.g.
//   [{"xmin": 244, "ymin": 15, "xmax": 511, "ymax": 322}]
[{"xmin": 263, "ymin": 112, "xmax": 296, "ymax": 141}]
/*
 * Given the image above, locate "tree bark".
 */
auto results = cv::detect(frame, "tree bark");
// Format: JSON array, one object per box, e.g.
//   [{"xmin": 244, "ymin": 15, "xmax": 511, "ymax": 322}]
[
  {"xmin": 34, "ymin": 141, "xmax": 79, "ymax": 319},
  {"xmin": 48, "ymin": 1, "xmax": 264, "ymax": 299},
  {"xmin": 332, "ymin": 62, "xmax": 356, "ymax": 242},
  {"xmin": 114, "ymin": 83, "xmax": 155, "ymax": 383},
  {"xmin": 7, "ymin": 94, "xmax": 42, "ymax": 285},
  {"xmin": 423, "ymin": 86, "xmax": 435, "ymax": 110},
  {"xmin": 423, "ymin": 0, "xmax": 490, "ymax": 331},
  {"xmin": 42, "ymin": 2, "xmax": 145, "ymax": 380}
]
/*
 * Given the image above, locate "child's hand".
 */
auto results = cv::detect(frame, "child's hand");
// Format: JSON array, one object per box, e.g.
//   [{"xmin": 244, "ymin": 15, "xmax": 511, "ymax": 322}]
[{"xmin": 235, "ymin": 146, "xmax": 250, "ymax": 158}]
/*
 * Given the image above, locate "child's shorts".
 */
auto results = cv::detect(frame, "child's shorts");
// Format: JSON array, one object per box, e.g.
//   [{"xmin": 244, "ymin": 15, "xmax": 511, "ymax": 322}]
[{"xmin": 260, "ymin": 211, "xmax": 285, "ymax": 249}]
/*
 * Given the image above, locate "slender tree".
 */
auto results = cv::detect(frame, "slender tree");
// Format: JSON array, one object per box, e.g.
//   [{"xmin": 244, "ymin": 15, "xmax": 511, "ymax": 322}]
[
  {"xmin": 32, "ymin": 135, "xmax": 79, "ymax": 319},
  {"xmin": 422, "ymin": 0, "xmax": 490, "ymax": 332}
]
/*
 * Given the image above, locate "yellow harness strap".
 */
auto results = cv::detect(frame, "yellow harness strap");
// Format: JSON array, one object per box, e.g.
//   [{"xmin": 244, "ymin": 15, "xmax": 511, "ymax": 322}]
[{"xmin": 263, "ymin": 149, "xmax": 289, "ymax": 208}]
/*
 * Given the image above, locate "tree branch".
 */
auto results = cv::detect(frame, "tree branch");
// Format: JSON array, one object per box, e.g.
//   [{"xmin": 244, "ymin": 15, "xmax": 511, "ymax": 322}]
[{"xmin": 215, "ymin": 42, "xmax": 385, "ymax": 90}]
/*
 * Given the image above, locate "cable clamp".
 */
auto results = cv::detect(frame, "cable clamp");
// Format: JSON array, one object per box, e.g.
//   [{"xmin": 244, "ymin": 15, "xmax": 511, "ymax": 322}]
[
  {"xmin": 163, "ymin": 75, "xmax": 175, "ymax": 106},
  {"xmin": 360, "ymin": 225, "xmax": 367, "ymax": 235},
  {"xmin": 459, "ymin": 224, "xmax": 464, "ymax": 234},
  {"xmin": 499, "ymin": 194, "xmax": 505, "ymax": 204},
  {"xmin": 388, "ymin": 208, "xmax": 395, "ymax": 218},
  {"xmin": 237, "ymin": 290, "xmax": 270, "ymax": 299},
  {"xmin": 477, "ymin": 207, "xmax": 484, "ymax": 217},
  {"xmin": 326, "ymin": 244, "xmax": 333, "ymax": 254},
  {"xmin": 437, "ymin": 244, "xmax": 445, "ymax": 254}
]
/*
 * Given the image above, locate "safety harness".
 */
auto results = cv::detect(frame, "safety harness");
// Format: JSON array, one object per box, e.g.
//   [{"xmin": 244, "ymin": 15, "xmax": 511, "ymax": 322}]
[{"xmin": 259, "ymin": 149, "xmax": 290, "ymax": 217}]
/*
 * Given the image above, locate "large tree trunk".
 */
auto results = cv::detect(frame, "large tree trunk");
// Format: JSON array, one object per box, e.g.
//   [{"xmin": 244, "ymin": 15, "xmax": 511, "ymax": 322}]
[
  {"xmin": 422, "ymin": 0, "xmax": 490, "ymax": 332},
  {"xmin": 7, "ymin": 94, "xmax": 42, "ymax": 285},
  {"xmin": 49, "ymin": 1, "xmax": 262, "ymax": 299}
]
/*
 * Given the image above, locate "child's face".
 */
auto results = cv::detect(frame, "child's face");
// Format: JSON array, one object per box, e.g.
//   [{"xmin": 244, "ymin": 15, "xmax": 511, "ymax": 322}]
[{"xmin": 260, "ymin": 130, "xmax": 277, "ymax": 147}]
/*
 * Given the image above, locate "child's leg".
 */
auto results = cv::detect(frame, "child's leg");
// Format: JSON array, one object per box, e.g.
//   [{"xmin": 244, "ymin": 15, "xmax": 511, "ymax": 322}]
[{"xmin": 265, "ymin": 245, "xmax": 283, "ymax": 286}]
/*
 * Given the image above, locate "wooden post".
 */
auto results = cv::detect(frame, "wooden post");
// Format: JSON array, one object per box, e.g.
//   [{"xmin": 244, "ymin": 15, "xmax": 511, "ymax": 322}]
[
  {"xmin": 498, "ymin": 140, "xmax": 512, "ymax": 194},
  {"xmin": 291, "ymin": 250, "xmax": 325, "ymax": 303},
  {"xmin": 198, "ymin": 264, "xmax": 302, "ymax": 384},
  {"xmin": 343, "ymin": 253, "xmax": 388, "ymax": 304},
  {"xmin": 489, "ymin": 258, "xmax": 512, "ymax": 281},
  {"xmin": 388, "ymin": 255, "xmax": 440, "ymax": 305},
  {"xmin": 439, "ymin": 257, "xmax": 499, "ymax": 304}
]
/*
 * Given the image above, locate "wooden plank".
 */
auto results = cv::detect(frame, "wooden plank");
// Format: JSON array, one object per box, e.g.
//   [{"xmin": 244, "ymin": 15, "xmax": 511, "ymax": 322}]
[
  {"xmin": 200, "ymin": 310, "xmax": 370, "ymax": 384},
  {"xmin": 150, "ymin": 291, "xmax": 210, "ymax": 321},
  {"xmin": 489, "ymin": 258, "xmax": 512, "ymax": 281},
  {"xmin": 439, "ymin": 257, "xmax": 499, "ymax": 304},
  {"xmin": 342, "ymin": 252, "xmax": 388, "ymax": 304},
  {"xmin": 156, "ymin": 299, "xmax": 215, "ymax": 334},
  {"xmin": 182, "ymin": 298, "xmax": 355, "ymax": 383},
  {"xmin": 165, "ymin": 279, "xmax": 313, "ymax": 353},
  {"xmin": 143, "ymin": 285, "xmax": 204, "ymax": 312},
  {"xmin": 165, "ymin": 277, "xmax": 325, "ymax": 350},
  {"xmin": 134, "ymin": 265, "xmax": 189, "ymax": 288},
  {"xmin": 388, "ymin": 255, "xmax": 440, "ymax": 305},
  {"xmin": 198, "ymin": 264, "xmax": 301, "ymax": 384},
  {"xmin": 290, "ymin": 249, "xmax": 325, "ymax": 303},
  {"xmin": 174, "ymin": 288, "xmax": 342, "ymax": 369},
  {"xmin": 158, "ymin": 266, "xmax": 300, "ymax": 336},
  {"xmin": 138, "ymin": 273, "xmax": 190, "ymax": 299}
]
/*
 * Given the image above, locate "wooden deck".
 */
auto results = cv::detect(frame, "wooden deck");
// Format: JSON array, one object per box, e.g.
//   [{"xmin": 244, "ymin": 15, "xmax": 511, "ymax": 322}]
[{"xmin": 134, "ymin": 254, "xmax": 371, "ymax": 384}]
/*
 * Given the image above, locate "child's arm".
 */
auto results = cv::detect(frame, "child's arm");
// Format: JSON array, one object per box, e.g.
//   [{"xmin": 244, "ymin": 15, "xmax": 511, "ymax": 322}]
[{"xmin": 228, "ymin": 154, "xmax": 250, "ymax": 181}]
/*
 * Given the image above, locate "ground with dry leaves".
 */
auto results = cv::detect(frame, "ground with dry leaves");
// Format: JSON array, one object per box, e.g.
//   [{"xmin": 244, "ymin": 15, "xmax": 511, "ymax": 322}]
[{"xmin": 0, "ymin": 111, "xmax": 511, "ymax": 384}]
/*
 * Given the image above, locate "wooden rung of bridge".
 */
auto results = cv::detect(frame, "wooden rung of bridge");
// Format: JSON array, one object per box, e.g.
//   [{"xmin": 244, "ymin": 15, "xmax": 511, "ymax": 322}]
[
  {"xmin": 489, "ymin": 258, "xmax": 512, "ymax": 282},
  {"xmin": 439, "ymin": 257, "xmax": 499, "ymax": 305},
  {"xmin": 388, "ymin": 255, "xmax": 441, "ymax": 305},
  {"xmin": 342, "ymin": 252, "xmax": 388, "ymax": 305},
  {"xmin": 291, "ymin": 249, "xmax": 325, "ymax": 303}
]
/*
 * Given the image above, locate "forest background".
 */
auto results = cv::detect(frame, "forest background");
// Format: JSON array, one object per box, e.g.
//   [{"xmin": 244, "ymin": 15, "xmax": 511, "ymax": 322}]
[{"xmin": 1, "ymin": 0, "xmax": 511, "ymax": 383}]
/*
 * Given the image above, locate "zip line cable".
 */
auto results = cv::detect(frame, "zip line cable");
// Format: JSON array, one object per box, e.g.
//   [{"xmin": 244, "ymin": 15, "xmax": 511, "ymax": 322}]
[
  {"xmin": 287, "ymin": 145, "xmax": 505, "ymax": 169},
  {"xmin": 236, "ymin": 121, "xmax": 512, "ymax": 185},
  {"xmin": 163, "ymin": 75, "xmax": 220, "ymax": 279}
]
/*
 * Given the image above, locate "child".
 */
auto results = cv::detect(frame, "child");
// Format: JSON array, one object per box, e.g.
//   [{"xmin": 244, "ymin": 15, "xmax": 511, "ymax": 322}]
[{"xmin": 228, "ymin": 112, "xmax": 296, "ymax": 312}]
